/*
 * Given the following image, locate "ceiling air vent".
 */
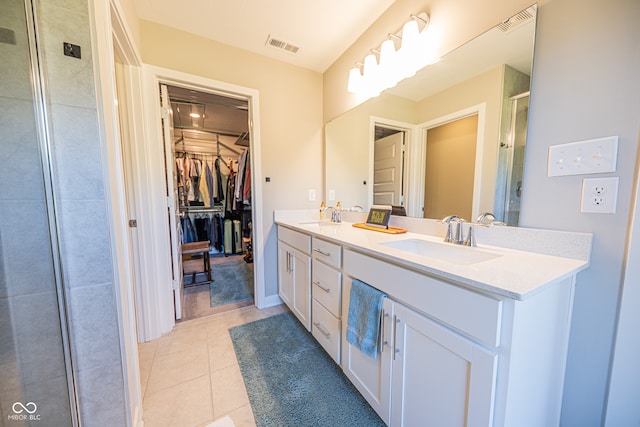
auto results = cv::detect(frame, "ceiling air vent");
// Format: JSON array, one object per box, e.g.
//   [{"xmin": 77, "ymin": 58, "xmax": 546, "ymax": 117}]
[
  {"xmin": 266, "ymin": 35, "xmax": 300, "ymax": 54},
  {"xmin": 497, "ymin": 7, "xmax": 535, "ymax": 33}
]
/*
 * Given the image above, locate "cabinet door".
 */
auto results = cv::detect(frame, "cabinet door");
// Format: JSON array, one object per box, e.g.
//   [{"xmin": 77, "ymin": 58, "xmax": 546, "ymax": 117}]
[
  {"xmin": 290, "ymin": 247, "xmax": 311, "ymax": 331},
  {"xmin": 391, "ymin": 302, "xmax": 497, "ymax": 427},
  {"xmin": 342, "ymin": 288, "xmax": 393, "ymax": 424}
]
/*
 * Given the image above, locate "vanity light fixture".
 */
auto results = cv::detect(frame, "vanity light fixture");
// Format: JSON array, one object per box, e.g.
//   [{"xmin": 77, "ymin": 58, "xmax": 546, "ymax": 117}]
[{"xmin": 347, "ymin": 12, "xmax": 431, "ymax": 98}]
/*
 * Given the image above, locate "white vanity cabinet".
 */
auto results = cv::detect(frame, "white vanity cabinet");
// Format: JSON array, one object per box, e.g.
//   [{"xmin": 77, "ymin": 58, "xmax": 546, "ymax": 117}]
[
  {"xmin": 277, "ymin": 227, "xmax": 311, "ymax": 330},
  {"xmin": 343, "ymin": 247, "xmax": 575, "ymax": 427},
  {"xmin": 274, "ymin": 217, "xmax": 584, "ymax": 427},
  {"xmin": 311, "ymin": 237, "xmax": 342, "ymax": 363}
]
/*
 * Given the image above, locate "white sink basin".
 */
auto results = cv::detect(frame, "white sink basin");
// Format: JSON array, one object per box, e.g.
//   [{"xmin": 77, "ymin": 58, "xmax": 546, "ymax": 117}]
[{"xmin": 379, "ymin": 238, "xmax": 501, "ymax": 265}]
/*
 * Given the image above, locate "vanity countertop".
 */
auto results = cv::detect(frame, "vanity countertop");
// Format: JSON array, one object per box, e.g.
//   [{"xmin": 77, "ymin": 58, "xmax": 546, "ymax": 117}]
[{"xmin": 275, "ymin": 216, "xmax": 591, "ymax": 301}]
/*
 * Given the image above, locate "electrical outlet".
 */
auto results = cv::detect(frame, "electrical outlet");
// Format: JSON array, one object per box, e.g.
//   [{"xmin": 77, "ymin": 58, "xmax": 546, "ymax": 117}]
[
  {"xmin": 308, "ymin": 189, "xmax": 316, "ymax": 201},
  {"xmin": 581, "ymin": 177, "xmax": 619, "ymax": 213},
  {"xmin": 328, "ymin": 190, "xmax": 335, "ymax": 201}
]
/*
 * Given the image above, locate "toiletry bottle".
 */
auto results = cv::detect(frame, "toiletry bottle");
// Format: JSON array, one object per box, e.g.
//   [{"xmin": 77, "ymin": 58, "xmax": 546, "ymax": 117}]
[{"xmin": 320, "ymin": 201, "xmax": 325, "ymax": 220}]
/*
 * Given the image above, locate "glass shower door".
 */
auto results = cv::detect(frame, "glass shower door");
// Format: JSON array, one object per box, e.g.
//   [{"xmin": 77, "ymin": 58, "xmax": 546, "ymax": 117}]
[
  {"xmin": 0, "ymin": 0, "xmax": 76, "ymax": 425},
  {"xmin": 503, "ymin": 94, "xmax": 529, "ymax": 226}
]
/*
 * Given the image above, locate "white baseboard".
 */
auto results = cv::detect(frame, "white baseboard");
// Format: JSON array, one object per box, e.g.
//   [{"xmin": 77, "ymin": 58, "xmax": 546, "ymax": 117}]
[
  {"xmin": 262, "ymin": 294, "xmax": 283, "ymax": 308},
  {"xmin": 133, "ymin": 404, "xmax": 144, "ymax": 427}
]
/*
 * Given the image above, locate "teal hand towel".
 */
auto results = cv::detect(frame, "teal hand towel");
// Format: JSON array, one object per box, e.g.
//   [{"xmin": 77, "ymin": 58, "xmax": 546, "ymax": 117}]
[{"xmin": 346, "ymin": 279, "xmax": 386, "ymax": 359}]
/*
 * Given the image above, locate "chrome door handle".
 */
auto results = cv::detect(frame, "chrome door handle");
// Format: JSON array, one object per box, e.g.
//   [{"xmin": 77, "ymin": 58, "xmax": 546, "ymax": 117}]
[
  {"xmin": 313, "ymin": 248, "xmax": 331, "ymax": 257},
  {"xmin": 393, "ymin": 315, "xmax": 400, "ymax": 360},
  {"xmin": 313, "ymin": 322, "xmax": 331, "ymax": 339},
  {"xmin": 381, "ymin": 311, "xmax": 389, "ymax": 352},
  {"xmin": 312, "ymin": 281, "xmax": 330, "ymax": 293}
]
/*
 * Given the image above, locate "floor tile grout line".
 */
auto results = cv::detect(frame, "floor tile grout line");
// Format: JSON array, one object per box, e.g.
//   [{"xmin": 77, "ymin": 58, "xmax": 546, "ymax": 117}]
[
  {"xmin": 207, "ymin": 325, "xmax": 216, "ymax": 420},
  {"xmin": 141, "ymin": 343, "xmax": 158, "ymax": 401}
]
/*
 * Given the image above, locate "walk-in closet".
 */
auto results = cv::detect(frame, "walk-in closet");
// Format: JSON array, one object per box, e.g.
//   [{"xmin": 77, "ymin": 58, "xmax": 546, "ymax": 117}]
[{"xmin": 165, "ymin": 85, "xmax": 254, "ymax": 321}]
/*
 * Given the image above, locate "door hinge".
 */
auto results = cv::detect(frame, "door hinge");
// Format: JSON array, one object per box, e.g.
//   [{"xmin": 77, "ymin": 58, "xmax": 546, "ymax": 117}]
[
  {"xmin": 161, "ymin": 106, "xmax": 170, "ymax": 120},
  {"xmin": 128, "ymin": 219, "xmax": 137, "ymax": 228}
]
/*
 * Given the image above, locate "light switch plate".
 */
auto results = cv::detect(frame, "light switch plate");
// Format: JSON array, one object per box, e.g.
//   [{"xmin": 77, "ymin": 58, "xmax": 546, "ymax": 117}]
[
  {"xmin": 548, "ymin": 136, "xmax": 618, "ymax": 177},
  {"xmin": 581, "ymin": 177, "xmax": 619, "ymax": 213}
]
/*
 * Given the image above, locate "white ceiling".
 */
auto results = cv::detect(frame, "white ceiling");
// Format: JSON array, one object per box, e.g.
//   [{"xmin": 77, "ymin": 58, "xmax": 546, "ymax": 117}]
[{"xmin": 134, "ymin": 0, "xmax": 395, "ymax": 72}]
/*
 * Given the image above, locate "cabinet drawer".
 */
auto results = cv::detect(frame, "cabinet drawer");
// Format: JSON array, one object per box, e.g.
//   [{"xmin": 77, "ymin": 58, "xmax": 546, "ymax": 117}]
[
  {"xmin": 312, "ymin": 299, "xmax": 341, "ymax": 364},
  {"xmin": 312, "ymin": 237, "xmax": 342, "ymax": 268},
  {"xmin": 312, "ymin": 259, "xmax": 341, "ymax": 317},
  {"xmin": 344, "ymin": 249, "xmax": 503, "ymax": 348},
  {"xmin": 278, "ymin": 226, "xmax": 311, "ymax": 254}
]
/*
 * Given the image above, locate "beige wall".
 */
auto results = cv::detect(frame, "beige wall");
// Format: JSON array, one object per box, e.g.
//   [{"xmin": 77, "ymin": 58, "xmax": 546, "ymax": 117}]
[
  {"xmin": 417, "ymin": 65, "xmax": 504, "ymax": 219},
  {"xmin": 140, "ymin": 20, "xmax": 324, "ymax": 297},
  {"xmin": 323, "ymin": 0, "xmax": 540, "ymax": 122},
  {"xmin": 325, "ymin": 93, "xmax": 417, "ymax": 209}
]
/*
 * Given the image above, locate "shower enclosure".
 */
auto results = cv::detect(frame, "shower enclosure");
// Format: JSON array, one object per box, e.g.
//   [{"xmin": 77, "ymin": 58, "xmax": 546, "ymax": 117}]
[
  {"xmin": 494, "ymin": 92, "xmax": 530, "ymax": 226},
  {"xmin": 1, "ymin": 0, "xmax": 77, "ymax": 425}
]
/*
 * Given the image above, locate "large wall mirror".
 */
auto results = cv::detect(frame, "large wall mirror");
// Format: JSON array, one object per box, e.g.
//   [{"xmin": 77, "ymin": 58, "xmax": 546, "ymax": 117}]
[{"xmin": 325, "ymin": 5, "xmax": 537, "ymax": 226}]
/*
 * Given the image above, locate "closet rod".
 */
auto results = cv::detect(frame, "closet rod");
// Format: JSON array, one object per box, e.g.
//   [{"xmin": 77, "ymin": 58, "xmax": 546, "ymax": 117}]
[
  {"xmin": 176, "ymin": 144, "xmax": 241, "ymax": 157},
  {"xmin": 179, "ymin": 206, "xmax": 224, "ymax": 213},
  {"xmin": 176, "ymin": 135, "xmax": 242, "ymax": 156},
  {"xmin": 176, "ymin": 127, "xmax": 242, "ymax": 139}
]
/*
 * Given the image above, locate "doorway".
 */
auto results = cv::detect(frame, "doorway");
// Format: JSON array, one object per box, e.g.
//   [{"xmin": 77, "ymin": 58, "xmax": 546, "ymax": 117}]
[
  {"xmin": 423, "ymin": 114, "xmax": 479, "ymax": 220},
  {"xmin": 162, "ymin": 84, "xmax": 256, "ymax": 322},
  {"xmin": 373, "ymin": 126, "xmax": 405, "ymax": 207},
  {"xmin": 370, "ymin": 119, "xmax": 413, "ymax": 212}
]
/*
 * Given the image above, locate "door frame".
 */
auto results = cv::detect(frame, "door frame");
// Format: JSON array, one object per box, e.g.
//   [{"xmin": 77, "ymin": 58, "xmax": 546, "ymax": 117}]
[
  {"xmin": 91, "ymin": 0, "xmax": 145, "ymax": 425},
  {"xmin": 413, "ymin": 103, "xmax": 487, "ymax": 220},
  {"xmin": 141, "ymin": 65, "xmax": 266, "ymax": 334}
]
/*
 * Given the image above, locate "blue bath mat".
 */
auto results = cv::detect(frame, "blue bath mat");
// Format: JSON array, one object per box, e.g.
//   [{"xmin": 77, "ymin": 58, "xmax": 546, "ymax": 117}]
[
  {"xmin": 209, "ymin": 260, "xmax": 253, "ymax": 307},
  {"xmin": 229, "ymin": 311, "xmax": 385, "ymax": 427}
]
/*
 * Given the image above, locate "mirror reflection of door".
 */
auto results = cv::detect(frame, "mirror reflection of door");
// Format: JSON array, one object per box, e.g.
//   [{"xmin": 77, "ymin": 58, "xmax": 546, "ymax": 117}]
[
  {"xmin": 424, "ymin": 114, "xmax": 478, "ymax": 220},
  {"xmin": 373, "ymin": 128, "xmax": 404, "ymax": 206}
]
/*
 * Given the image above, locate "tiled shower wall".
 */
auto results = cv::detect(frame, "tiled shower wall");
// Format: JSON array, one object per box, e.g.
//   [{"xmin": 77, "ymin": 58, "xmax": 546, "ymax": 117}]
[
  {"xmin": 36, "ymin": 0, "xmax": 127, "ymax": 424},
  {"xmin": 0, "ymin": 0, "xmax": 127, "ymax": 425}
]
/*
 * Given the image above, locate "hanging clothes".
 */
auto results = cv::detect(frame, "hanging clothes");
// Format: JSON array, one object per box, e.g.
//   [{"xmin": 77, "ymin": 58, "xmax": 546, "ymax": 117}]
[
  {"xmin": 214, "ymin": 158, "xmax": 224, "ymax": 203},
  {"xmin": 205, "ymin": 161, "xmax": 215, "ymax": 207},
  {"xmin": 180, "ymin": 215, "xmax": 197, "ymax": 243},
  {"xmin": 235, "ymin": 149, "xmax": 248, "ymax": 202},
  {"xmin": 198, "ymin": 163, "xmax": 210, "ymax": 207}
]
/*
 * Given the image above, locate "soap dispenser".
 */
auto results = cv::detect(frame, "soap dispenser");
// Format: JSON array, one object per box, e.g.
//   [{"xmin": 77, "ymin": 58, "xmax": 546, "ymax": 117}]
[{"xmin": 320, "ymin": 201, "xmax": 325, "ymax": 220}]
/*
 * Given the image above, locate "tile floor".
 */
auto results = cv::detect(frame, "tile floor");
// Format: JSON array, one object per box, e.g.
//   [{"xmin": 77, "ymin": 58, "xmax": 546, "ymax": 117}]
[{"xmin": 138, "ymin": 304, "xmax": 289, "ymax": 427}]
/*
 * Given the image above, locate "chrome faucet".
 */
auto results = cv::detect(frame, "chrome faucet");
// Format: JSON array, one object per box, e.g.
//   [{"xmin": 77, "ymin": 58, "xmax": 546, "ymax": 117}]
[
  {"xmin": 441, "ymin": 215, "xmax": 465, "ymax": 244},
  {"xmin": 475, "ymin": 212, "xmax": 505, "ymax": 226},
  {"xmin": 323, "ymin": 206, "xmax": 341, "ymax": 223},
  {"xmin": 476, "ymin": 212, "xmax": 498, "ymax": 225},
  {"xmin": 441, "ymin": 215, "xmax": 477, "ymax": 246}
]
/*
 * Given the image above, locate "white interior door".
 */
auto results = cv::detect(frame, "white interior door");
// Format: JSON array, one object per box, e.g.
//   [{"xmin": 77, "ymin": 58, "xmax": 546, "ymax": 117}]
[
  {"xmin": 374, "ymin": 132, "xmax": 404, "ymax": 206},
  {"xmin": 160, "ymin": 84, "xmax": 183, "ymax": 319}
]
